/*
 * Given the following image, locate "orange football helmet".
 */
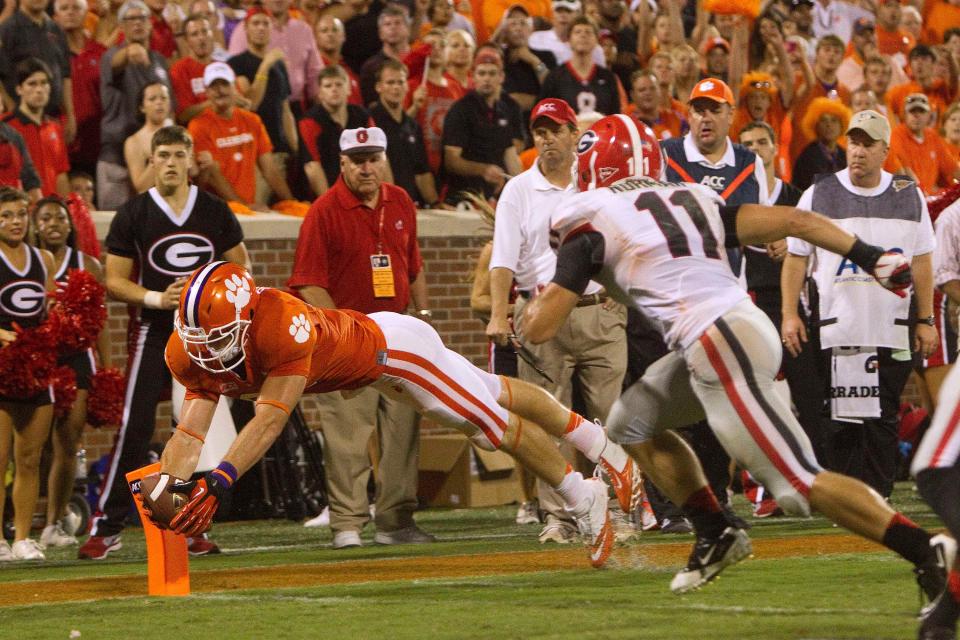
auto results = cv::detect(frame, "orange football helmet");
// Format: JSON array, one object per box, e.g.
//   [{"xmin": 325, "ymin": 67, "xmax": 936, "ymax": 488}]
[
  {"xmin": 575, "ymin": 114, "xmax": 664, "ymax": 191},
  {"xmin": 175, "ymin": 261, "xmax": 259, "ymax": 373}
]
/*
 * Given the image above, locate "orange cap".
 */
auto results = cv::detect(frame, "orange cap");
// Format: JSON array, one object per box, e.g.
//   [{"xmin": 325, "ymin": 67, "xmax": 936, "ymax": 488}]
[{"xmin": 688, "ymin": 78, "xmax": 734, "ymax": 105}]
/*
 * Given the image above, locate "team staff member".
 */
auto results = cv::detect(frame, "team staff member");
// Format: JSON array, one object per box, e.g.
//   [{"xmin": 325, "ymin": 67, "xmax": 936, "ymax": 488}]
[
  {"xmin": 659, "ymin": 77, "xmax": 768, "ymax": 515},
  {"xmin": 4, "ymin": 59, "xmax": 71, "ymax": 198},
  {"xmin": 188, "ymin": 62, "xmax": 294, "ymax": 210},
  {"xmin": 782, "ymin": 110, "xmax": 937, "ymax": 499},
  {"xmin": 442, "ymin": 48, "xmax": 524, "ymax": 201},
  {"xmin": 78, "ymin": 125, "xmax": 248, "ymax": 560},
  {"xmin": 0, "ymin": 187, "xmax": 56, "ymax": 561},
  {"xmin": 287, "ymin": 127, "xmax": 431, "ymax": 549},
  {"xmin": 488, "ymin": 98, "xmax": 632, "ymax": 543}
]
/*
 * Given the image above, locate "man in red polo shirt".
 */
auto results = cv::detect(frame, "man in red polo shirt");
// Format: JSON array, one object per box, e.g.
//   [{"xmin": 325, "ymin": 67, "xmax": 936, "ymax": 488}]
[
  {"xmin": 4, "ymin": 59, "xmax": 70, "ymax": 196},
  {"xmin": 287, "ymin": 127, "xmax": 433, "ymax": 550},
  {"xmin": 170, "ymin": 14, "xmax": 216, "ymax": 124}
]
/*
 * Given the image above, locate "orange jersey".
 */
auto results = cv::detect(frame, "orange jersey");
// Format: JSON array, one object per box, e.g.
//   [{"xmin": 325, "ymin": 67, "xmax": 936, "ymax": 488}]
[
  {"xmin": 188, "ymin": 107, "xmax": 273, "ymax": 204},
  {"xmin": 166, "ymin": 288, "xmax": 387, "ymax": 402},
  {"xmin": 876, "ymin": 24, "xmax": 915, "ymax": 57},
  {"xmin": 890, "ymin": 124, "xmax": 960, "ymax": 194},
  {"xmin": 887, "ymin": 81, "xmax": 952, "ymax": 123}
]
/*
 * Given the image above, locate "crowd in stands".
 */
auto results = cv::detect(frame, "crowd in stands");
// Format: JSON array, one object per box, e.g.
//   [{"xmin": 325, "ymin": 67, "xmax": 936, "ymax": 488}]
[{"xmin": 0, "ymin": 0, "xmax": 955, "ymax": 210}]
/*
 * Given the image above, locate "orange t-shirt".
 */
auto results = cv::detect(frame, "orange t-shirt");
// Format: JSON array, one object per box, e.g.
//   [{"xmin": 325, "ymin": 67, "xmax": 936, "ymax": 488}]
[
  {"xmin": 166, "ymin": 288, "xmax": 387, "ymax": 402},
  {"xmin": 188, "ymin": 107, "xmax": 272, "ymax": 204},
  {"xmin": 625, "ymin": 105, "xmax": 685, "ymax": 140},
  {"xmin": 922, "ymin": 1, "xmax": 960, "ymax": 44},
  {"xmin": 876, "ymin": 25, "xmax": 915, "ymax": 57},
  {"xmin": 889, "ymin": 124, "xmax": 960, "ymax": 194}
]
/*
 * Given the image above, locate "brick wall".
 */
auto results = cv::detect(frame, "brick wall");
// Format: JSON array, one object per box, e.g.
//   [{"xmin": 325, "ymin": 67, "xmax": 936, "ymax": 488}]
[{"xmin": 80, "ymin": 219, "xmax": 492, "ymax": 464}]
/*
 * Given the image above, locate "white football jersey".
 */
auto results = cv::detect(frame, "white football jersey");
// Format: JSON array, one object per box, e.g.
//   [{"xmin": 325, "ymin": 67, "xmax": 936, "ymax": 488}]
[{"xmin": 552, "ymin": 178, "xmax": 750, "ymax": 349}]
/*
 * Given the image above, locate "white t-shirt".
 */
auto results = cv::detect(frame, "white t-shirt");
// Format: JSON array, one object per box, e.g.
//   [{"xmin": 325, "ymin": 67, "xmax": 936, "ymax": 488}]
[
  {"xmin": 551, "ymin": 177, "xmax": 749, "ymax": 349},
  {"xmin": 788, "ymin": 169, "xmax": 936, "ymax": 349},
  {"xmin": 935, "ymin": 198, "xmax": 960, "ymax": 288},
  {"xmin": 528, "ymin": 29, "xmax": 606, "ymax": 68},
  {"xmin": 490, "ymin": 161, "xmax": 603, "ymax": 294}
]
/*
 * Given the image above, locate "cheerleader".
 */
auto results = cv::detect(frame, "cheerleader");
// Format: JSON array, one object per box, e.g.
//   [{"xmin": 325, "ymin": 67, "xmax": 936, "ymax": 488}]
[{"xmin": 0, "ymin": 187, "xmax": 55, "ymax": 561}]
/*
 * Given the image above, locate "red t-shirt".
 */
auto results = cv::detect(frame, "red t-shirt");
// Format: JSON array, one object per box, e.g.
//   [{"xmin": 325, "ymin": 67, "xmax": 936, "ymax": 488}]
[
  {"xmin": 3, "ymin": 111, "xmax": 69, "ymax": 196},
  {"xmin": 170, "ymin": 57, "xmax": 208, "ymax": 117},
  {"xmin": 406, "ymin": 77, "xmax": 465, "ymax": 174},
  {"xmin": 68, "ymin": 38, "xmax": 105, "ymax": 164},
  {"xmin": 320, "ymin": 55, "xmax": 363, "ymax": 107},
  {"xmin": 287, "ymin": 177, "xmax": 423, "ymax": 313}
]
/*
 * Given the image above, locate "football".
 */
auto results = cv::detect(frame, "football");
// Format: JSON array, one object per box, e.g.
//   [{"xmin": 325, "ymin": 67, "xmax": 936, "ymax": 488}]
[{"xmin": 139, "ymin": 473, "xmax": 188, "ymax": 529}]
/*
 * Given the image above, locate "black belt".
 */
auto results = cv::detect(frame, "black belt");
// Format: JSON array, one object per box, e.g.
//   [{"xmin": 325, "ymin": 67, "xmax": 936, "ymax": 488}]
[{"xmin": 519, "ymin": 289, "xmax": 609, "ymax": 307}]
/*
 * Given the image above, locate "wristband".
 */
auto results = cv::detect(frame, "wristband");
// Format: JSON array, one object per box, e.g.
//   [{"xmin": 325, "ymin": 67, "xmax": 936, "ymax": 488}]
[
  {"xmin": 143, "ymin": 290, "xmax": 164, "ymax": 309},
  {"xmin": 211, "ymin": 461, "xmax": 238, "ymax": 488},
  {"xmin": 844, "ymin": 237, "xmax": 884, "ymax": 272}
]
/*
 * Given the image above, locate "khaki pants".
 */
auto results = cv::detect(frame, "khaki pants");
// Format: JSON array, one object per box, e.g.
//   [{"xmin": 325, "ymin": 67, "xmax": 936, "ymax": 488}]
[
  {"xmin": 514, "ymin": 298, "xmax": 627, "ymax": 520},
  {"xmin": 315, "ymin": 387, "xmax": 420, "ymax": 534}
]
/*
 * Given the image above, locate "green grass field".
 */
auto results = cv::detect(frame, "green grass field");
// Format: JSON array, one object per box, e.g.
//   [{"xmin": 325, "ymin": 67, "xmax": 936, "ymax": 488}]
[{"xmin": 0, "ymin": 484, "xmax": 946, "ymax": 640}]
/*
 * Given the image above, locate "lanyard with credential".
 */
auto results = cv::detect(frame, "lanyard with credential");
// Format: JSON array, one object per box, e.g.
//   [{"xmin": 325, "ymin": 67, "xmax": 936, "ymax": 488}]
[{"xmin": 370, "ymin": 203, "xmax": 396, "ymax": 298}]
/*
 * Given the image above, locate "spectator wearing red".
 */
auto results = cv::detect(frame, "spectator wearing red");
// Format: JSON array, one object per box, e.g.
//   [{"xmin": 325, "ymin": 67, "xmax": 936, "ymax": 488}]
[
  {"xmin": 314, "ymin": 15, "xmax": 363, "ymax": 107},
  {"xmin": 299, "ymin": 65, "xmax": 373, "ymax": 197},
  {"xmin": 54, "ymin": 0, "xmax": 106, "ymax": 178},
  {"xmin": 625, "ymin": 69, "xmax": 684, "ymax": 140},
  {"xmin": 0, "ymin": 123, "xmax": 42, "ymax": 200},
  {"xmin": 890, "ymin": 93, "xmax": 960, "ymax": 195},
  {"xmin": 444, "ymin": 28, "xmax": 476, "ymax": 91},
  {"xmin": 406, "ymin": 29, "xmax": 465, "ymax": 175},
  {"xmin": 4, "ymin": 59, "xmax": 71, "ymax": 197},
  {"xmin": 188, "ymin": 62, "xmax": 293, "ymax": 209},
  {"xmin": 170, "ymin": 14, "xmax": 216, "ymax": 124},
  {"xmin": 887, "ymin": 45, "xmax": 952, "ymax": 125}
]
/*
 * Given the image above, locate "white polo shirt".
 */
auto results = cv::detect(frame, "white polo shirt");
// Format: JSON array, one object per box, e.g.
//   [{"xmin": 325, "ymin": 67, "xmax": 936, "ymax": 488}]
[{"xmin": 490, "ymin": 159, "xmax": 603, "ymax": 295}]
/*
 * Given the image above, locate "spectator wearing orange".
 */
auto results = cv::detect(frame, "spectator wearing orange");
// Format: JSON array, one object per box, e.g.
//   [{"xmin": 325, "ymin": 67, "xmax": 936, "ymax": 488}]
[
  {"xmin": 944, "ymin": 27, "xmax": 960, "ymax": 70},
  {"xmin": 941, "ymin": 102, "xmax": 960, "ymax": 161},
  {"xmin": 838, "ymin": 18, "xmax": 878, "ymax": 94},
  {"xmin": 625, "ymin": 69, "xmax": 684, "ymax": 140},
  {"xmin": 875, "ymin": 0, "xmax": 915, "ymax": 60},
  {"xmin": 887, "ymin": 46, "xmax": 952, "ymax": 126},
  {"xmin": 4, "ymin": 59, "xmax": 71, "ymax": 197},
  {"xmin": 700, "ymin": 36, "xmax": 730, "ymax": 85},
  {"xmin": 315, "ymin": 16, "xmax": 363, "ymax": 107},
  {"xmin": 731, "ymin": 72, "xmax": 785, "ymax": 144},
  {"xmin": 419, "ymin": 0, "xmax": 474, "ymax": 40},
  {"xmin": 480, "ymin": 0, "xmax": 551, "ymax": 49},
  {"xmin": 922, "ymin": 0, "xmax": 960, "ymax": 46},
  {"xmin": 649, "ymin": 50, "xmax": 686, "ymax": 123},
  {"xmin": 787, "ymin": 35, "xmax": 850, "ymax": 167},
  {"xmin": 170, "ymin": 14, "xmax": 216, "ymax": 124},
  {"xmin": 890, "ymin": 93, "xmax": 960, "ymax": 195},
  {"xmin": 793, "ymin": 96, "xmax": 850, "ymax": 190},
  {"xmin": 900, "ymin": 5, "xmax": 923, "ymax": 45},
  {"xmin": 407, "ymin": 30, "xmax": 464, "ymax": 175},
  {"xmin": 54, "ymin": 0, "xmax": 105, "ymax": 178},
  {"xmin": 188, "ymin": 61, "xmax": 293, "ymax": 209}
]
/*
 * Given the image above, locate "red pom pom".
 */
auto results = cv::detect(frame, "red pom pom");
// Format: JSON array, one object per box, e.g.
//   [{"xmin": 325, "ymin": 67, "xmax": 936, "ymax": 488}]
[
  {"xmin": 51, "ymin": 269, "xmax": 106, "ymax": 355},
  {"xmin": 927, "ymin": 182, "xmax": 960, "ymax": 221},
  {"xmin": 87, "ymin": 368, "xmax": 126, "ymax": 428},
  {"xmin": 66, "ymin": 193, "xmax": 100, "ymax": 259},
  {"xmin": 51, "ymin": 365, "xmax": 78, "ymax": 418},
  {"xmin": 0, "ymin": 323, "xmax": 59, "ymax": 399}
]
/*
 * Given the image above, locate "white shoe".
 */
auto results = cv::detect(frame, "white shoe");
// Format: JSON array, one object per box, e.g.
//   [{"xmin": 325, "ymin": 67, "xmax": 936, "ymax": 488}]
[
  {"xmin": 41, "ymin": 523, "xmax": 78, "ymax": 548},
  {"xmin": 332, "ymin": 530, "xmax": 362, "ymax": 549},
  {"xmin": 303, "ymin": 506, "xmax": 330, "ymax": 528},
  {"xmin": 538, "ymin": 517, "xmax": 578, "ymax": 544},
  {"xmin": 515, "ymin": 501, "xmax": 541, "ymax": 525},
  {"xmin": 11, "ymin": 539, "xmax": 45, "ymax": 561},
  {"xmin": 568, "ymin": 478, "xmax": 614, "ymax": 568},
  {"xmin": 0, "ymin": 540, "xmax": 13, "ymax": 562}
]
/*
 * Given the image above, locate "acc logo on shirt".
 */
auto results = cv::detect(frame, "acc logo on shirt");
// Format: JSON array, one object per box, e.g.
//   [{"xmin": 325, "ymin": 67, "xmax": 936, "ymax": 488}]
[
  {"xmin": 700, "ymin": 175, "xmax": 726, "ymax": 190},
  {"xmin": 0, "ymin": 280, "xmax": 46, "ymax": 317},
  {"xmin": 148, "ymin": 234, "xmax": 216, "ymax": 276}
]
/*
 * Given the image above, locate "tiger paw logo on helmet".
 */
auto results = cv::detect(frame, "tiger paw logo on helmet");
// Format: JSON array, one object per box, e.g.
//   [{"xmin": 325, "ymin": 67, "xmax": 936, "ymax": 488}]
[
  {"xmin": 289, "ymin": 313, "xmax": 311, "ymax": 343},
  {"xmin": 223, "ymin": 274, "xmax": 251, "ymax": 311}
]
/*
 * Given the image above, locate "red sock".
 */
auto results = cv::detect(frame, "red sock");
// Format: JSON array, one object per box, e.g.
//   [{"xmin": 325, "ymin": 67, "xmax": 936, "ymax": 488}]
[
  {"xmin": 949, "ymin": 570, "xmax": 960, "ymax": 604},
  {"xmin": 682, "ymin": 487, "xmax": 726, "ymax": 538}
]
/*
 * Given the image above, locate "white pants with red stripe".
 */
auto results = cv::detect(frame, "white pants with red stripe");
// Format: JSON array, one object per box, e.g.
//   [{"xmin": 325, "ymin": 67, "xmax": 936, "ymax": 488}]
[
  {"xmin": 369, "ymin": 312, "xmax": 508, "ymax": 451},
  {"xmin": 608, "ymin": 300, "xmax": 822, "ymax": 516},
  {"xmin": 911, "ymin": 362, "xmax": 960, "ymax": 474}
]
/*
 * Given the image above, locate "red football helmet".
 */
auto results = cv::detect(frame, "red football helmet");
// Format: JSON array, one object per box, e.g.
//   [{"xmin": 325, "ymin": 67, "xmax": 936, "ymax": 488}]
[
  {"xmin": 175, "ymin": 261, "xmax": 260, "ymax": 373},
  {"xmin": 575, "ymin": 115, "xmax": 664, "ymax": 191}
]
